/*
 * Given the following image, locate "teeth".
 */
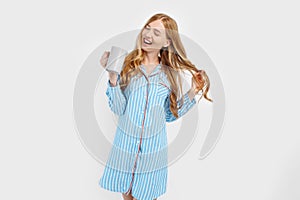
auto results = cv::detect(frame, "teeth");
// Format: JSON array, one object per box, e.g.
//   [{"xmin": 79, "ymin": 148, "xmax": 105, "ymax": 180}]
[{"xmin": 144, "ymin": 38, "xmax": 152, "ymax": 44}]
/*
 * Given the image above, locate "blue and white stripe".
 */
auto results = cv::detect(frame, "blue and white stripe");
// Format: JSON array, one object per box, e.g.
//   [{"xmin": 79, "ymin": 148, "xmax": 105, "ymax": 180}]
[{"xmin": 99, "ymin": 63, "xmax": 196, "ymax": 200}]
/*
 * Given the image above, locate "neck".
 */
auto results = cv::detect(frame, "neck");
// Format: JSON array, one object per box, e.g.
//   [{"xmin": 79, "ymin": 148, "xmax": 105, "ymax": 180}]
[{"xmin": 142, "ymin": 51, "xmax": 160, "ymax": 66}]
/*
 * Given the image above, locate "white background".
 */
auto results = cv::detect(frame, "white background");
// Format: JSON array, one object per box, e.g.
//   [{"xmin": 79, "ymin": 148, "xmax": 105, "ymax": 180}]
[{"xmin": 1, "ymin": 0, "xmax": 299, "ymax": 199}]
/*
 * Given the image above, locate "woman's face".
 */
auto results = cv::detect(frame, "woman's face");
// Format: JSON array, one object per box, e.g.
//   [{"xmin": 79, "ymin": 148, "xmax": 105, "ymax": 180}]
[{"xmin": 141, "ymin": 19, "xmax": 170, "ymax": 53}]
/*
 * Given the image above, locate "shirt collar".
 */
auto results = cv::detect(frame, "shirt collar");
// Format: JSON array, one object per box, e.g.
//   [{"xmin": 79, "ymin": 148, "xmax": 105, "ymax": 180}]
[{"xmin": 140, "ymin": 61, "xmax": 162, "ymax": 76}]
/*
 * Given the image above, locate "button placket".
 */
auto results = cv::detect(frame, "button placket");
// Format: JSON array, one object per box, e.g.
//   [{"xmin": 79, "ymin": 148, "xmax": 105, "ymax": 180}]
[{"xmin": 125, "ymin": 67, "xmax": 150, "ymax": 195}]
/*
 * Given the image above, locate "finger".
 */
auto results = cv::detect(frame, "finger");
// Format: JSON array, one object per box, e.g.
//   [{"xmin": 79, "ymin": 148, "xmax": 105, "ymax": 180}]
[
  {"xmin": 101, "ymin": 53, "xmax": 107, "ymax": 58},
  {"xmin": 102, "ymin": 51, "xmax": 109, "ymax": 58},
  {"xmin": 195, "ymin": 74, "xmax": 203, "ymax": 81}
]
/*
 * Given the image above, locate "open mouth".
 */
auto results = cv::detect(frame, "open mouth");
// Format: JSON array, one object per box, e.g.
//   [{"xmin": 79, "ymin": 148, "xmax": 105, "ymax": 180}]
[{"xmin": 143, "ymin": 38, "xmax": 152, "ymax": 45}]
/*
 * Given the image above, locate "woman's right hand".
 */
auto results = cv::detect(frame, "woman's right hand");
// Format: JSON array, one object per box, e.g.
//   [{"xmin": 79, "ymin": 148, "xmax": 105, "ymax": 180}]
[
  {"xmin": 100, "ymin": 51, "xmax": 118, "ymax": 86},
  {"xmin": 100, "ymin": 51, "xmax": 110, "ymax": 68}
]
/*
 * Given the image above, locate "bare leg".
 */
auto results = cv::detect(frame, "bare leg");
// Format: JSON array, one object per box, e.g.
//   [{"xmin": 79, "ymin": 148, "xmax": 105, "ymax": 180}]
[
  {"xmin": 122, "ymin": 193, "xmax": 133, "ymax": 200},
  {"xmin": 122, "ymin": 192, "xmax": 157, "ymax": 200}
]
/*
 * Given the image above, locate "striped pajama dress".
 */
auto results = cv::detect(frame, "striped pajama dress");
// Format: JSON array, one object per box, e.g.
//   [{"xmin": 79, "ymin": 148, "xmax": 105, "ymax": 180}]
[{"xmin": 99, "ymin": 62, "xmax": 196, "ymax": 200}]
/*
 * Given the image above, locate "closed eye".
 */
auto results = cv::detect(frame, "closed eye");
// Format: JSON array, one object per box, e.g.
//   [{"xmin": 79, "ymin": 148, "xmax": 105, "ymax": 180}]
[{"xmin": 145, "ymin": 25, "xmax": 161, "ymax": 36}]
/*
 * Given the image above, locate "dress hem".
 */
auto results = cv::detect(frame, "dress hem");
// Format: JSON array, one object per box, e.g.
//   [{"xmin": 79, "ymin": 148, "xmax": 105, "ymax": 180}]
[{"xmin": 99, "ymin": 182, "xmax": 166, "ymax": 200}]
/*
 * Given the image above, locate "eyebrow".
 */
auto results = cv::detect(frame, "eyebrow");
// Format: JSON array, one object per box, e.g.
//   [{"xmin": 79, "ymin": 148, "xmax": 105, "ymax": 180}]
[{"xmin": 146, "ymin": 24, "xmax": 161, "ymax": 34}]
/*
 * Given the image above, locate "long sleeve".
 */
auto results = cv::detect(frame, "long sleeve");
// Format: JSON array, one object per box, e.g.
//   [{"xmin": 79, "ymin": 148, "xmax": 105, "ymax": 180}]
[
  {"xmin": 164, "ymin": 91, "xmax": 196, "ymax": 122},
  {"xmin": 105, "ymin": 74, "xmax": 127, "ymax": 116}
]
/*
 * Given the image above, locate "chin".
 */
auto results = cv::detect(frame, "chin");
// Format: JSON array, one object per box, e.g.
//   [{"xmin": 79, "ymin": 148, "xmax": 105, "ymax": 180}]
[
  {"xmin": 141, "ymin": 46, "xmax": 149, "ymax": 52},
  {"xmin": 141, "ymin": 46, "xmax": 160, "ymax": 54}
]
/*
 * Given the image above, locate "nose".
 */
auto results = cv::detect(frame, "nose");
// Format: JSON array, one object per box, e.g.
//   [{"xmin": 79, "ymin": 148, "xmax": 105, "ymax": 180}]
[
  {"xmin": 145, "ymin": 32, "xmax": 152, "ymax": 39},
  {"xmin": 144, "ymin": 28, "xmax": 154, "ymax": 38}
]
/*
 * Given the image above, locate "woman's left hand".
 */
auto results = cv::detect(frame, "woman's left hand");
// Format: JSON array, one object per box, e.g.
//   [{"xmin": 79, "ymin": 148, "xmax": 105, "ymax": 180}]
[{"xmin": 191, "ymin": 70, "xmax": 205, "ymax": 94}]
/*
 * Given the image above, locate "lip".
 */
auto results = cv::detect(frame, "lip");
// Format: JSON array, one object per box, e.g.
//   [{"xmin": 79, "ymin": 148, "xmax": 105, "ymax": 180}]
[{"xmin": 143, "ymin": 38, "xmax": 152, "ymax": 45}]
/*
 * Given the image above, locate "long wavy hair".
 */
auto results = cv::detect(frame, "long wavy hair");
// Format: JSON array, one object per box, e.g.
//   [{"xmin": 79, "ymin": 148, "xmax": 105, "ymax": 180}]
[{"xmin": 119, "ymin": 13, "xmax": 213, "ymax": 118}]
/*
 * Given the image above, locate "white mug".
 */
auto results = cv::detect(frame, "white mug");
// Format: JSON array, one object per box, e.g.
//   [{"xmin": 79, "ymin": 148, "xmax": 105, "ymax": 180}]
[{"xmin": 105, "ymin": 46, "xmax": 128, "ymax": 74}]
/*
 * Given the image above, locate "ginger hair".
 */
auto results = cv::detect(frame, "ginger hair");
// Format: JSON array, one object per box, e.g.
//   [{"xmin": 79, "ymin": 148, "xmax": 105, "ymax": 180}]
[{"xmin": 119, "ymin": 13, "xmax": 212, "ymax": 118}]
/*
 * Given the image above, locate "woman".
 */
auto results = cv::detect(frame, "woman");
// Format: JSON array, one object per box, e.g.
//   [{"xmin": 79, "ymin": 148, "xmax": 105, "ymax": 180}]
[{"xmin": 99, "ymin": 13, "xmax": 212, "ymax": 200}]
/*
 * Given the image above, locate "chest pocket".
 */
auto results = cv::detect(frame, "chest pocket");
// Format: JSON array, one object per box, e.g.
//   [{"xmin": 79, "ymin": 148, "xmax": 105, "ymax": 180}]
[{"xmin": 156, "ymin": 82, "xmax": 170, "ymax": 100}]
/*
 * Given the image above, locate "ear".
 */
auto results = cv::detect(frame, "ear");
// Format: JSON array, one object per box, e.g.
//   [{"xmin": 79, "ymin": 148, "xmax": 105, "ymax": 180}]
[{"xmin": 163, "ymin": 39, "xmax": 171, "ymax": 48}]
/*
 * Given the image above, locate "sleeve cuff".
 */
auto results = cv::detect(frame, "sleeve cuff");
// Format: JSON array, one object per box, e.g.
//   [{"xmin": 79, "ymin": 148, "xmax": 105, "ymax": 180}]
[
  {"xmin": 184, "ymin": 92, "xmax": 196, "ymax": 106},
  {"xmin": 107, "ymin": 74, "xmax": 121, "ymax": 88}
]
